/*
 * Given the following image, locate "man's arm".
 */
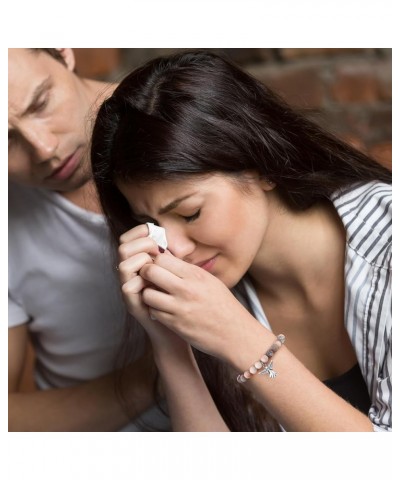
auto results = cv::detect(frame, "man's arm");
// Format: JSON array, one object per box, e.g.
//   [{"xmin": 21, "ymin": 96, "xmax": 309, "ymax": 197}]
[
  {"xmin": 16, "ymin": 331, "xmax": 36, "ymax": 393},
  {"xmin": 9, "ymin": 325, "xmax": 157, "ymax": 431}
]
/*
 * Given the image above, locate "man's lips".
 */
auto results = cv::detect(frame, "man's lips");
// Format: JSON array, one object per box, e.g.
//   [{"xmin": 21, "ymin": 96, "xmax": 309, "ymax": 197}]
[
  {"xmin": 196, "ymin": 255, "xmax": 218, "ymax": 272},
  {"xmin": 46, "ymin": 149, "xmax": 81, "ymax": 181}
]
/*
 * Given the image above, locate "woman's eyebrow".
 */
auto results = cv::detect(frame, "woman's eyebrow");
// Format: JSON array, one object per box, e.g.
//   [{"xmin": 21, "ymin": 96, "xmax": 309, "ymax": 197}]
[{"xmin": 158, "ymin": 193, "xmax": 195, "ymax": 215}]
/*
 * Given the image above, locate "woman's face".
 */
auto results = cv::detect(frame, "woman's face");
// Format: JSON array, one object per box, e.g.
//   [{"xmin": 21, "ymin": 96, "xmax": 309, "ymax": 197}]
[{"xmin": 118, "ymin": 173, "xmax": 274, "ymax": 288}]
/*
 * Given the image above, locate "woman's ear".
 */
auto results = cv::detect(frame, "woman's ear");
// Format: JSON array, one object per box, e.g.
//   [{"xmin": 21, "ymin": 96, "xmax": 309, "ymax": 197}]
[
  {"xmin": 241, "ymin": 170, "xmax": 276, "ymax": 192},
  {"xmin": 259, "ymin": 177, "xmax": 276, "ymax": 192},
  {"xmin": 56, "ymin": 48, "xmax": 76, "ymax": 72}
]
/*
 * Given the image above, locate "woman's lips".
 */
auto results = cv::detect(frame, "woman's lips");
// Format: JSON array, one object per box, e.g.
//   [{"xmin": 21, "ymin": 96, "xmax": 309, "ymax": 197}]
[
  {"xmin": 47, "ymin": 149, "xmax": 81, "ymax": 181},
  {"xmin": 197, "ymin": 255, "xmax": 218, "ymax": 272}
]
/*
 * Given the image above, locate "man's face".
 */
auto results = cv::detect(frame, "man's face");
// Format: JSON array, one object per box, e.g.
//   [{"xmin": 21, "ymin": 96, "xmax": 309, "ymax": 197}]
[{"xmin": 8, "ymin": 49, "xmax": 93, "ymax": 191}]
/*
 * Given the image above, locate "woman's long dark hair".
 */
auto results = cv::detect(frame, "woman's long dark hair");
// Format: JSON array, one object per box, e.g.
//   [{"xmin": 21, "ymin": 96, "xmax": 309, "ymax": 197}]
[{"xmin": 91, "ymin": 50, "xmax": 391, "ymax": 431}]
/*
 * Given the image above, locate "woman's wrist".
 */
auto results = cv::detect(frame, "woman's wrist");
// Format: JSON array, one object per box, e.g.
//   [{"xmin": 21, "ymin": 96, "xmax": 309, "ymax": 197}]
[
  {"xmin": 152, "ymin": 340, "xmax": 194, "ymax": 369},
  {"xmin": 221, "ymin": 321, "xmax": 276, "ymax": 373}
]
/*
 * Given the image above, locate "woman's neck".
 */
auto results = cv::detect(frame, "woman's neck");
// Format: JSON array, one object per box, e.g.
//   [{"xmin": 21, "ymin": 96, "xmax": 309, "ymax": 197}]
[{"xmin": 248, "ymin": 197, "xmax": 346, "ymax": 308}]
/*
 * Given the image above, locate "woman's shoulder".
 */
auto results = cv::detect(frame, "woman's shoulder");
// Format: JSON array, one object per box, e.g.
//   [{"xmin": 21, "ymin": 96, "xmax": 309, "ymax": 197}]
[
  {"xmin": 330, "ymin": 181, "xmax": 391, "ymax": 211},
  {"xmin": 331, "ymin": 181, "xmax": 392, "ymax": 267}
]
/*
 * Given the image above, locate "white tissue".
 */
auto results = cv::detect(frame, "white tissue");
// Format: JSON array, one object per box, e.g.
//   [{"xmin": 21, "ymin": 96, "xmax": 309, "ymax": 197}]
[{"xmin": 146, "ymin": 222, "xmax": 168, "ymax": 250}]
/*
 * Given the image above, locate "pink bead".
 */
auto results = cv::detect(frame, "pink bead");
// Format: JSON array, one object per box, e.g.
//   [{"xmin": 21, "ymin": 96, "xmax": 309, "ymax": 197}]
[
  {"xmin": 236, "ymin": 334, "xmax": 286, "ymax": 383},
  {"xmin": 277, "ymin": 334, "xmax": 285, "ymax": 344}
]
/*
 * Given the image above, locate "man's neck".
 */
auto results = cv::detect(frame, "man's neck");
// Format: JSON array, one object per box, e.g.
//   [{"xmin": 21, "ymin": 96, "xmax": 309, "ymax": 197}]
[
  {"xmin": 58, "ymin": 79, "xmax": 117, "ymax": 214},
  {"xmin": 82, "ymin": 78, "xmax": 117, "ymax": 115},
  {"xmin": 60, "ymin": 180, "xmax": 103, "ymax": 214}
]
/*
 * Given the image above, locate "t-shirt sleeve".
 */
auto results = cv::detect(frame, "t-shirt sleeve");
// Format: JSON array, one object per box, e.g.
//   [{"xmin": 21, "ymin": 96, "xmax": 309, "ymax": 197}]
[{"xmin": 8, "ymin": 293, "xmax": 29, "ymax": 328}]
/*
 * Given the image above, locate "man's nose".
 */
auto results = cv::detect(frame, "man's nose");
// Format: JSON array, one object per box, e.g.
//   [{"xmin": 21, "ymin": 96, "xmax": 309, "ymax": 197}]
[{"xmin": 22, "ymin": 124, "xmax": 59, "ymax": 162}]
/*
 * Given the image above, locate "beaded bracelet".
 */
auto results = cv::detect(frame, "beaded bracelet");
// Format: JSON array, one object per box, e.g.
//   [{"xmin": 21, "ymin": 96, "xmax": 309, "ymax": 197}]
[{"xmin": 237, "ymin": 334, "xmax": 286, "ymax": 383}]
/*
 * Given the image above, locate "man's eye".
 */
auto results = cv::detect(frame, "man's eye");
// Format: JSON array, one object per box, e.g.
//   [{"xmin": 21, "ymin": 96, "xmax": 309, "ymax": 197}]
[
  {"xmin": 35, "ymin": 99, "xmax": 48, "ymax": 112},
  {"xmin": 182, "ymin": 210, "xmax": 201, "ymax": 223},
  {"xmin": 33, "ymin": 93, "xmax": 50, "ymax": 113}
]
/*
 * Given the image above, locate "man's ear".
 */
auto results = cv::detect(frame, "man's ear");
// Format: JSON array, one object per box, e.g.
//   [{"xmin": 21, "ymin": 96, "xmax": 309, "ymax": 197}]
[{"xmin": 56, "ymin": 48, "xmax": 76, "ymax": 72}]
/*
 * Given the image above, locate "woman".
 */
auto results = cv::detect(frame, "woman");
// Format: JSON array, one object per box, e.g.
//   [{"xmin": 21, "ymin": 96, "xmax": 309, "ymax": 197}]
[{"xmin": 91, "ymin": 51, "xmax": 391, "ymax": 431}]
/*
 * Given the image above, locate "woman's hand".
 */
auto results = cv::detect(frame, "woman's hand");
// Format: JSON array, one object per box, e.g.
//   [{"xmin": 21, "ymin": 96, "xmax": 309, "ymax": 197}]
[
  {"xmin": 118, "ymin": 224, "xmax": 160, "ymax": 324},
  {"xmin": 118, "ymin": 225, "xmax": 192, "ymax": 354},
  {"xmin": 139, "ymin": 252, "xmax": 258, "ymax": 361}
]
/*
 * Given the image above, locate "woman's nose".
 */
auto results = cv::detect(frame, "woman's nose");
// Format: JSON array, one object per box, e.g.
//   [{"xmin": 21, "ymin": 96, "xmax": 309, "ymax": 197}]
[{"xmin": 164, "ymin": 226, "xmax": 196, "ymax": 261}]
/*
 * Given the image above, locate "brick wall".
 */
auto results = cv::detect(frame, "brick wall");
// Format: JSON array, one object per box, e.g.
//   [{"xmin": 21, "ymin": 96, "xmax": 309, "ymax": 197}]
[{"xmin": 74, "ymin": 48, "xmax": 392, "ymax": 169}]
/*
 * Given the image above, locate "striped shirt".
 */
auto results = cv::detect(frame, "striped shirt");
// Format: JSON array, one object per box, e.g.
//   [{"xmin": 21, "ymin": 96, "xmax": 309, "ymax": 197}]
[{"xmin": 234, "ymin": 181, "xmax": 392, "ymax": 432}]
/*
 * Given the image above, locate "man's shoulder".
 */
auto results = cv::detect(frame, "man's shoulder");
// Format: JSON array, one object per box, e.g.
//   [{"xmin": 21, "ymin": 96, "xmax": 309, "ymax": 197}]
[
  {"xmin": 9, "ymin": 182, "xmax": 46, "ymax": 220},
  {"xmin": 9, "ymin": 182, "xmax": 49, "ymax": 209},
  {"xmin": 9, "ymin": 182, "xmax": 109, "ymax": 249}
]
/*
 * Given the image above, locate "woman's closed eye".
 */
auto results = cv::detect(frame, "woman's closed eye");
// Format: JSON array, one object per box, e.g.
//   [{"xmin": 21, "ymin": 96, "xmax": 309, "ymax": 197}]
[{"xmin": 182, "ymin": 209, "xmax": 201, "ymax": 223}]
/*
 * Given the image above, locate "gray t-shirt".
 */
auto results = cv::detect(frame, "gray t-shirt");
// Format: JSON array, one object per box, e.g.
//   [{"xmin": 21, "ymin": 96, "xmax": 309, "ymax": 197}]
[{"xmin": 8, "ymin": 182, "xmax": 170, "ymax": 431}]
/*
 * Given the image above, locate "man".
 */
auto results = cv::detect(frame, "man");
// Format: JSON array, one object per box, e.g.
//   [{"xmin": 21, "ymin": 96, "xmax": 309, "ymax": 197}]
[{"xmin": 8, "ymin": 48, "xmax": 169, "ymax": 431}]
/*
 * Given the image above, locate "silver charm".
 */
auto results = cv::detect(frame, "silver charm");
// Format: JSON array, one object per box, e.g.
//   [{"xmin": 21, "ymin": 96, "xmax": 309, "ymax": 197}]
[{"xmin": 259, "ymin": 361, "xmax": 277, "ymax": 378}]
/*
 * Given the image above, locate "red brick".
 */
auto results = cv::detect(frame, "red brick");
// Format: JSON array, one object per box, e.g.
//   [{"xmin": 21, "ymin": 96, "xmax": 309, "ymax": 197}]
[
  {"xmin": 330, "ymin": 62, "xmax": 382, "ymax": 104},
  {"xmin": 258, "ymin": 48, "xmax": 279, "ymax": 62},
  {"xmin": 367, "ymin": 107, "xmax": 392, "ymax": 140},
  {"xmin": 340, "ymin": 134, "xmax": 367, "ymax": 153},
  {"xmin": 376, "ymin": 60, "xmax": 392, "ymax": 101},
  {"xmin": 73, "ymin": 48, "xmax": 121, "ymax": 78},
  {"xmin": 217, "ymin": 48, "xmax": 267, "ymax": 64},
  {"xmin": 342, "ymin": 107, "xmax": 391, "ymax": 146},
  {"xmin": 249, "ymin": 64, "xmax": 325, "ymax": 108},
  {"xmin": 280, "ymin": 48, "xmax": 373, "ymax": 60},
  {"xmin": 369, "ymin": 141, "xmax": 392, "ymax": 170}
]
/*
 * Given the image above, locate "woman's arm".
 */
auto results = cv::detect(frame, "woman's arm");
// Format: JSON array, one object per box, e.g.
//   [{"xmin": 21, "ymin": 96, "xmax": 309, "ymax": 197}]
[
  {"xmin": 118, "ymin": 225, "xmax": 229, "ymax": 432},
  {"xmin": 140, "ymin": 253, "xmax": 375, "ymax": 432},
  {"xmin": 152, "ymin": 338, "xmax": 229, "ymax": 432},
  {"xmin": 224, "ymin": 322, "xmax": 374, "ymax": 432}
]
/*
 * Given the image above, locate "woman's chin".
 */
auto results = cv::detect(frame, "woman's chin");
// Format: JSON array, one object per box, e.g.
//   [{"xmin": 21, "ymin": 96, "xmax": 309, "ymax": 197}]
[{"xmin": 219, "ymin": 272, "xmax": 245, "ymax": 290}]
